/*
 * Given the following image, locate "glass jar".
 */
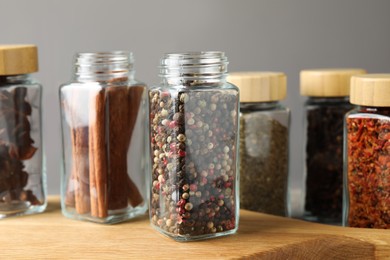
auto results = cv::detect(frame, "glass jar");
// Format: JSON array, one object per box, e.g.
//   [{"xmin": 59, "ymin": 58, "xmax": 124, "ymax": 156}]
[
  {"xmin": 0, "ymin": 45, "xmax": 46, "ymax": 218},
  {"xmin": 344, "ymin": 74, "xmax": 390, "ymax": 229},
  {"xmin": 228, "ymin": 72, "xmax": 289, "ymax": 216},
  {"xmin": 59, "ymin": 51, "xmax": 148, "ymax": 224},
  {"xmin": 301, "ymin": 69, "xmax": 365, "ymax": 224},
  {"xmin": 149, "ymin": 51, "xmax": 239, "ymax": 241}
]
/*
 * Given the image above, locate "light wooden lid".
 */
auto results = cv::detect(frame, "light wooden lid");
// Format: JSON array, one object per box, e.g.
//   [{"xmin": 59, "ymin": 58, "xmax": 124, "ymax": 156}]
[
  {"xmin": 227, "ymin": 72, "xmax": 286, "ymax": 102},
  {"xmin": 0, "ymin": 45, "xmax": 38, "ymax": 75},
  {"xmin": 350, "ymin": 74, "xmax": 390, "ymax": 107},
  {"xmin": 300, "ymin": 69, "xmax": 366, "ymax": 97}
]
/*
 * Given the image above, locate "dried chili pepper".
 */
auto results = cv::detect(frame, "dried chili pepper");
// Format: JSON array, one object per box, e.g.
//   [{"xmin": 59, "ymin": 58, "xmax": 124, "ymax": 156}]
[
  {"xmin": 346, "ymin": 111, "xmax": 390, "ymax": 228},
  {"xmin": 345, "ymin": 74, "xmax": 390, "ymax": 229}
]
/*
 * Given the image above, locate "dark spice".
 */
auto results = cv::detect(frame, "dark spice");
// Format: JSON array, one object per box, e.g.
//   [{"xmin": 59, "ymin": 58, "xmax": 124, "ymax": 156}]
[
  {"xmin": 239, "ymin": 113, "xmax": 288, "ymax": 216},
  {"xmin": 346, "ymin": 111, "xmax": 390, "ymax": 228},
  {"xmin": 0, "ymin": 87, "xmax": 41, "ymax": 207},
  {"xmin": 149, "ymin": 89, "xmax": 238, "ymax": 238},
  {"xmin": 305, "ymin": 100, "xmax": 353, "ymax": 223}
]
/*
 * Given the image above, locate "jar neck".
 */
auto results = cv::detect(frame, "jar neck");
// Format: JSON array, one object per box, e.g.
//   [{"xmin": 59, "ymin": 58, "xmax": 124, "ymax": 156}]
[
  {"xmin": 356, "ymin": 106, "xmax": 390, "ymax": 116},
  {"xmin": 73, "ymin": 51, "xmax": 135, "ymax": 82},
  {"xmin": 306, "ymin": 96, "xmax": 350, "ymax": 105},
  {"xmin": 0, "ymin": 74, "xmax": 31, "ymax": 84},
  {"xmin": 159, "ymin": 51, "xmax": 228, "ymax": 86},
  {"xmin": 240, "ymin": 101, "xmax": 280, "ymax": 112}
]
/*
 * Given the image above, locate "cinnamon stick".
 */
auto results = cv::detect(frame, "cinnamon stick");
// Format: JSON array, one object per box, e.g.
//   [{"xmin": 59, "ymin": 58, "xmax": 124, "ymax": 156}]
[
  {"xmin": 68, "ymin": 82, "xmax": 145, "ymax": 215},
  {"xmin": 126, "ymin": 174, "xmax": 144, "ymax": 207},
  {"xmin": 107, "ymin": 86, "xmax": 130, "ymax": 210},
  {"xmin": 89, "ymin": 88, "xmax": 108, "ymax": 218},
  {"xmin": 69, "ymin": 88, "xmax": 90, "ymax": 214},
  {"xmin": 125, "ymin": 86, "xmax": 145, "ymax": 207}
]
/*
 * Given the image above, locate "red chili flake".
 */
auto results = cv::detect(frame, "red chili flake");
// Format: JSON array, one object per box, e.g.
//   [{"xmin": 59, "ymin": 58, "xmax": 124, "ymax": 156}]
[{"xmin": 346, "ymin": 117, "xmax": 390, "ymax": 229}]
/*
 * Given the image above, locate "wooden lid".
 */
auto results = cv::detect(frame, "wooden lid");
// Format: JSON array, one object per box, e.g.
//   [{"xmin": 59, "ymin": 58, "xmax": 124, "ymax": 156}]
[
  {"xmin": 227, "ymin": 72, "xmax": 286, "ymax": 102},
  {"xmin": 300, "ymin": 69, "xmax": 366, "ymax": 97},
  {"xmin": 350, "ymin": 74, "xmax": 390, "ymax": 107},
  {"xmin": 0, "ymin": 45, "xmax": 38, "ymax": 75}
]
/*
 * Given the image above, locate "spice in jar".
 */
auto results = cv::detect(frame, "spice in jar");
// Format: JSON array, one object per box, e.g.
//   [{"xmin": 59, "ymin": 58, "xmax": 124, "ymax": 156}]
[
  {"xmin": 59, "ymin": 51, "xmax": 147, "ymax": 223},
  {"xmin": 344, "ymin": 74, "xmax": 390, "ymax": 229},
  {"xmin": 0, "ymin": 45, "xmax": 46, "ymax": 217},
  {"xmin": 228, "ymin": 72, "xmax": 289, "ymax": 216},
  {"xmin": 301, "ymin": 69, "xmax": 366, "ymax": 224},
  {"xmin": 149, "ymin": 52, "xmax": 239, "ymax": 241}
]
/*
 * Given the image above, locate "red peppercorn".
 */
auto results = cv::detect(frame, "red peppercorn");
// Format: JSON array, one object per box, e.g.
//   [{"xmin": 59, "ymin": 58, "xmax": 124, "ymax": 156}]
[
  {"xmin": 169, "ymin": 121, "xmax": 178, "ymax": 129},
  {"xmin": 170, "ymin": 143, "xmax": 176, "ymax": 151},
  {"xmin": 190, "ymin": 184, "xmax": 197, "ymax": 191}
]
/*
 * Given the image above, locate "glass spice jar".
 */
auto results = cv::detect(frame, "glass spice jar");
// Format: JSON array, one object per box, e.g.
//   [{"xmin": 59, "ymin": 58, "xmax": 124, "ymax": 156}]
[
  {"xmin": 227, "ymin": 72, "xmax": 289, "ymax": 216},
  {"xmin": 149, "ymin": 51, "xmax": 239, "ymax": 241},
  {"xmin": 301, "ymin": 69, "xmax": 366, "ymax": 224},
  {"xmin": 344, "ymin": 74, "xmax": 390, "ymax": 229},
  {"xmin": 0, "ymin": 45, "xmax": 46, "ymax": 218},
  {"xmin": 59, "ymin": 51, "xmax": 148, "ymax": 224}
]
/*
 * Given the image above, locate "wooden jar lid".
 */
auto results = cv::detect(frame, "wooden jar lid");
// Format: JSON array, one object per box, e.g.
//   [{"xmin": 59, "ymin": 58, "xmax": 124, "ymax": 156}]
[
  {"xmin": 300, "ymin": 69, "xmax": 366, "ymax": 97},
  {"xmin": 0, "ymin": 45, "xmax": 38, "ymax": 75},
  {"xmin": 350, "ymin": 74, "xmax": 390, "ymax": 107},
  {"xmin": 227, "ymin": 72, "xmax": 286, "ymax": 102}
]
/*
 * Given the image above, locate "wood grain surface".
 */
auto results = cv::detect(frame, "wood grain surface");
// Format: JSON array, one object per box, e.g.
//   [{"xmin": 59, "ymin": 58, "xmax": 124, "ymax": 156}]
[{"xmin": 0, "ymin": 197, "xmax": 389, "ymax": 259}]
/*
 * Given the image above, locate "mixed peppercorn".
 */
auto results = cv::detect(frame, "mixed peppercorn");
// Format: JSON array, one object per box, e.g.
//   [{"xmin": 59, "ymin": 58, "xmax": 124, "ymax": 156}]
[{"xmin": 149, "ymin": 88, "xmax": 238, "ymax": 238}]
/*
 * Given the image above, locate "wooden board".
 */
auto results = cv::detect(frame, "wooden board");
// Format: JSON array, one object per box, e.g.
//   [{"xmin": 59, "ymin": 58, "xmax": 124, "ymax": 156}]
[{"xmin": 0, "ymin": 196, "xmax": 389, "ymax": 259}]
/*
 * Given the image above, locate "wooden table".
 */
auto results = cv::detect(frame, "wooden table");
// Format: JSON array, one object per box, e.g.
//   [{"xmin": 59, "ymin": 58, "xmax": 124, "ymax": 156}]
[{"xmin": 0, "ymin": 196, "xmax": 389, "ymax": 259}]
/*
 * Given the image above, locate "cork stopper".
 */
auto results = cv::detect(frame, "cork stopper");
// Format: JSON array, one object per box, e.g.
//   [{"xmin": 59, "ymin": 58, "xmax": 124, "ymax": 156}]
[
  {"xmin": 0, "ymin": 45, "xmax": 38, "ymax": 75},
  {"xmin": 300, "ymin": 69, "xmax": 366, "ymax": 97},
  {"xmin": 227, "ymin": 72, "xmax": 286, "ymax": 102},
  {"xmin": 350, "ymin": 74, "xmax": 390, "ymax": 107}
]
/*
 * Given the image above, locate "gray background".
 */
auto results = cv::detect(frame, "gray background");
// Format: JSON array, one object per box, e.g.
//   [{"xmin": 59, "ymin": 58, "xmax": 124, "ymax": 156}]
[{"xmin": 1, "ymin": 0, "xmax": 390, "ymax": 212}]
